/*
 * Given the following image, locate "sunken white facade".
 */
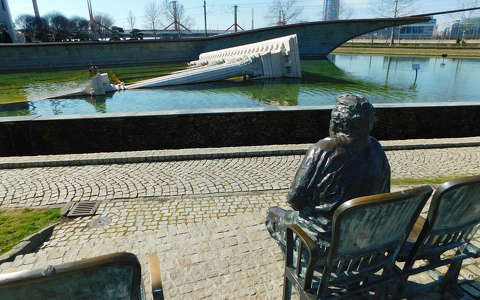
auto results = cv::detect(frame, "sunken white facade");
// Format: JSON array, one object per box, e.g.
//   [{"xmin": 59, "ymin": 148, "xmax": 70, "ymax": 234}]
[
  {"xmin": 47, "ymin": 35, "xmax": 302, "ymax": 98},
  {"xmin": 0, "ymin": 0, "xmax": 15, "ymax": 42},
  {"xmin": 126, "ymin": 34, "xmax": 302, "ymax": 89}
]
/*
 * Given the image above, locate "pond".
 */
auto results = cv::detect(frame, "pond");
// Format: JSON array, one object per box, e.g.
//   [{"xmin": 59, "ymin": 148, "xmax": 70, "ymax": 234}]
[{"xmin": 0, "ymin": 54, "xmax": 479, "ymax": 117}]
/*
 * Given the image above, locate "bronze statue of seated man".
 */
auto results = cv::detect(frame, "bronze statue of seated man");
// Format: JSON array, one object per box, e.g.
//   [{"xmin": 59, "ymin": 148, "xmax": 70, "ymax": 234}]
[{"xmin": 266, "ymin": 94, "xmax": 391, "ymax": 251}]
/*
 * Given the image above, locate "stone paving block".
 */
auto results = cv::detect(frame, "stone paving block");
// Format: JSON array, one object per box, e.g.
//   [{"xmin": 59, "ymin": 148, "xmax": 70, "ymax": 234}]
[{"xmin": 1, "ymin": 146, "xmax": 480, "ymax": 208}]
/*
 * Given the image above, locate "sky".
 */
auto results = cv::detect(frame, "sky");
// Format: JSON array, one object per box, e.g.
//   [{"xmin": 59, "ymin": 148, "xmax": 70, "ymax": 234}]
[{"xmin": 6, "ymin": 0, "xmax": 480, "ymax": 31}]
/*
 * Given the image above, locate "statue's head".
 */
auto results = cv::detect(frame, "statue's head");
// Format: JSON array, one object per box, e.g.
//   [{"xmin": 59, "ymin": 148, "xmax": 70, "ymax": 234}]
[{"xmin": 329, "ymin": 94, "xmax": 375, "ymax": 142}]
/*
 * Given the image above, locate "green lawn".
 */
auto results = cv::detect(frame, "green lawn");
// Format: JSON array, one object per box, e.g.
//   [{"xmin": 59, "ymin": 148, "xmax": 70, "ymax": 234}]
[{"xmin": 0, "ymin": 208, "xmax": 63, "ymax": 255}]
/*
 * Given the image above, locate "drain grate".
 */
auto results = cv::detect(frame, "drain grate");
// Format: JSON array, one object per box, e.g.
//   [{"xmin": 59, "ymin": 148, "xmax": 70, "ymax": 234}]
[{"xmin": 67, "ymin": 201, "xmax": 99, "ymax": 217}]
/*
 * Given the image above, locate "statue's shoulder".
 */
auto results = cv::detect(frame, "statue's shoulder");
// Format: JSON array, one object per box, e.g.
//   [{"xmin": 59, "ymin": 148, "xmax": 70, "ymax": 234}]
[
  {"xmin": 368, "ymin": 136, "xmax": 384, "ymax": 150},
  {"xmin": 311, "ymin": 137, "xmax": 339, "ymax": 153}
]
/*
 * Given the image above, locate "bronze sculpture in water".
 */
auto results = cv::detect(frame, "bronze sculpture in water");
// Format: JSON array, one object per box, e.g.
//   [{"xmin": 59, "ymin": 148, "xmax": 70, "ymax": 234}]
[{"xmin": 266, "ymin": 94, "xmax": 391, "ymax": 250}]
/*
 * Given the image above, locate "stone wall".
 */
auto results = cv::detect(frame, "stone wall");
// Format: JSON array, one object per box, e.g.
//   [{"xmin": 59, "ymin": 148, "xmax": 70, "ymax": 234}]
[{"xmin": 0, "ymin": 103, "xmax": 479, "ymax": 156}]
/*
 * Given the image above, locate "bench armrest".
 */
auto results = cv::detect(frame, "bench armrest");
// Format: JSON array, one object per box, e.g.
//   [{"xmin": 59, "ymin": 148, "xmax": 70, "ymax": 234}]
[{"xmin": 148, "ymin": 254, "xmax": 164, "ymax": 300}]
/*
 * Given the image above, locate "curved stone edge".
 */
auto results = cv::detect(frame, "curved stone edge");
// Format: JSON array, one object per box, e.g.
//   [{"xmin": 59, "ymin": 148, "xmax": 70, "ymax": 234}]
[
  {"xmin": 0, "ymin": 223, "xmax": 58, "ymax": 264},
  {"xmin": 0, "ymin": 137, "xmax": 480, "ymax": 170}
]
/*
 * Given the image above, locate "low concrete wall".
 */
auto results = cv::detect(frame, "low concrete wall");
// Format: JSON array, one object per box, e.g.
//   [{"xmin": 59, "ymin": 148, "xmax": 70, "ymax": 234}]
[
  {"xmin": 0, "ymin": 103, "xmax": 479, "ymax": 156},
  {"xmin": 0, "ymin": 40, "xmax": 205, "ymax": 71}
]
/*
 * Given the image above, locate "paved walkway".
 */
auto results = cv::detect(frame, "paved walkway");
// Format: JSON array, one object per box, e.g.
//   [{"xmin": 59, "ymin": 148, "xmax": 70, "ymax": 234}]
[
  {"xmin": 0, "ymin": 143, "xmax": 479, "ymax": 208},
  {"xmin": 1, "ymin": 138, "xmax": 480, "ymax": 299}
]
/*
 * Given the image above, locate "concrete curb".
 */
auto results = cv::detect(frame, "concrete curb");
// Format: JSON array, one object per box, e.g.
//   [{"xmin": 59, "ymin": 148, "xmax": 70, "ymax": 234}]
[
  {"xmin": 0, "ymin": 223, "xmax": 58, "ymax": 264},
  {"xmin": 1, "ymin": 137, "xmax": 480, "ymax": 169}
]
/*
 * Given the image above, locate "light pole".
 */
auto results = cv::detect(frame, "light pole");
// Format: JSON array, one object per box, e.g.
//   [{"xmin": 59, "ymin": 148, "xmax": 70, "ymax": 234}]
[
  {"xmin": 203, "ymin": 0, "xmax": 207, "ymax": 37},
  {"xmin": 32, "ymin": 0, "xmax": 40, "ymax": 18},
  {"xmin": 390, "ymin": 0, "xmax": 399, "ymax": 46}
]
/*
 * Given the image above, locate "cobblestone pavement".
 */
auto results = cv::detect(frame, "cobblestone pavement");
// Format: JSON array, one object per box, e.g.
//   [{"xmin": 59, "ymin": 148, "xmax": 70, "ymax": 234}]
[
  {"xmin": 1, "ymin": 143, "xmax": 480, "ymax": 298},
  {"xmin": 1, "ymin": 207, "xmax": 479, "ymax": 299},
  {"xmin": 1, "ymin": 146, "xmax": 479, "ymax": 208}
]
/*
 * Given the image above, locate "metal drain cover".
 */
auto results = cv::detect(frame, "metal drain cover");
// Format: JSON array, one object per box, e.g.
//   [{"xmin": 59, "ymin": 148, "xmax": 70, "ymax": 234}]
[{"xmin": 67, "ymin": 201, "xmax": 99, "ymax": 217}]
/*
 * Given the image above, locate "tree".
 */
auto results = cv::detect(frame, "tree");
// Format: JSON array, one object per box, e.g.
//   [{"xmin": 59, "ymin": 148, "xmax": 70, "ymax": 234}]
[
  {"xmin": 371, "ymin": 0, "xmax": 419, "ymax": 18},
  {"xmin": 162, "ymin": 0, "xmax": 193, "ymax": 32},
  {"xmin": 16, "ymin": 14, "xmax": 50, "ymax": 42},
  {"xmin": 46, "ymin": 13, "xmax": 71, "ymax": 41},
  {"xmin": 265, "ymin": 0, "xmax": 303, "ymax": 25},
  {"xmin": 34, "ymin": 17, "xmax": 50, "ymax": 42},
  {"xmin": 15, "ymin": 14, "xmax": 36, "ymax": 41},
  {"xmin": 70, "ymin": 16, "xmax": 90, "ymax": 31},
  {"xmin": 370, "ymin": 0, "xmax": 420, "ymax": 45},
  {"xmin": 127, "ymin": 10, "xmax": 136, "ymax": 31},
  {"xmin": 452, "ymin": 0, "xmax": 480, "ymax": 22},
  {"xmin": 94, "ymin": 13, "xmax": 114, "ymax": 39},
  {"xmin": 144, "ymin": 1, "xmax": 162, "ymax": 39}
]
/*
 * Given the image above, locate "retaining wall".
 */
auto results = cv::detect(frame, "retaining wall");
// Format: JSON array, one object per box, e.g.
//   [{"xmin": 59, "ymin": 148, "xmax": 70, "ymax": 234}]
[{"xmin": 0, "ymin": 103, "xmax": 479, "ymax": 156}]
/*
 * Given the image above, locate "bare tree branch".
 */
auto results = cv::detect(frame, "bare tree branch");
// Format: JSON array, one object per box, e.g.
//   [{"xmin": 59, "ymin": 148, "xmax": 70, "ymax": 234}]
[
  {"xmin": 127, "ymin": 10, "xmax": 136, "ymax": 31},
  {"xmin": 265, "ymin": 0, "xmax": 303, "ymax": 25},
  {"xmin": 144, "ymin": 1, "xmax": 162, "ymax": 38},
  {"xmin": 339, "ymin": 0, "xmax": 354, "ymax": 20},
  {"xmin": 370, "ymin": 0, "xmax": 420, "ymax": 18},
  {"xmin": 162, "ymin": 0, "xmax": 194, "ymax": 30},
  {"xmin": 94, "ymin": 13, "xmax": 114, "ymax": 39}
]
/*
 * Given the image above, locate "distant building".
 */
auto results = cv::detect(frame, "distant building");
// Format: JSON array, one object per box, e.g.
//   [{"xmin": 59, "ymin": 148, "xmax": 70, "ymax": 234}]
[
  {"xmin": 323, "ymin": 0, "xmax": 339, "ymax": 21},
  {"xmin": 450, "ymin": 17, "xmax": 480, "ymax": 39},
  {"xmin": 372, "ymin": 19, "xmax": 437, "ymax": 39},
  {"xmin": 0, "ymin": 0, "xmax": 15, "ymax": 42}
]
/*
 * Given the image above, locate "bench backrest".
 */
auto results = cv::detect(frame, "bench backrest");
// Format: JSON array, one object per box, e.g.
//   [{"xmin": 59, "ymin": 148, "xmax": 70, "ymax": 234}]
[
  {"xmin": 324, "ymin": 186, "xmax": 432, "ymax": 284},
  {"xmin": 421, "ymin": 175, "xmax": 480, "ymax": 254},
  {"xmin": 0, "ymin": 252, "xmax": 142, "ymax": 300}
]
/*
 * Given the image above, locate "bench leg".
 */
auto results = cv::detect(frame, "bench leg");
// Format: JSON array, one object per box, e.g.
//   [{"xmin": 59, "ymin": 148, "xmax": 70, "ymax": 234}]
[
  {"xmin": 283, "ymin": 276, "xmax": 292, "ymax": 300},
  {"xmin": 441, "ymin": 260, "xmax": 464, "ymax": 298},
  {"xmin": 390, "ymin": 276, "xmax": 407, "ymax": 300}
]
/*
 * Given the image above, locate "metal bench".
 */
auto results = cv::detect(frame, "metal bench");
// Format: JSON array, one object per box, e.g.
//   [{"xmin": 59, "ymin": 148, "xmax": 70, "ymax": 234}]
[
  {"xmin": 283, "ymin": 185, "xmax": 433, "ymax": 299},
  {"xmin": 0, "ymin": 252, "xmax": 163, "ymax": 300},
  {"xmin": 395, "ymin": 175, "xmax": 480, "ymax": 298}
]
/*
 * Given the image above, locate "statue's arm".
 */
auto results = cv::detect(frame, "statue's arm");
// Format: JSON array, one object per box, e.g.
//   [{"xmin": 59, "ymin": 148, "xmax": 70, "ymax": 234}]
[{"xmin": 287, "ymin": 147, "xmax": 318, "ymax": 211}]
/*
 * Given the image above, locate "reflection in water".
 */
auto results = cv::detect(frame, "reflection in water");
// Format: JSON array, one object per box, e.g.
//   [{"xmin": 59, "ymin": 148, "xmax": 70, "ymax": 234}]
[
  {"xmin": 86, "ymin": 95, "xmax": 109, "ymax": 113},
  {"xmin": 230, "ymin": 80, "xmax": 300, "ymax": 106},
  {"xmin": 385, "ymin": 56, "xmax": 392, "ymax": 87},
  {"xmin": 1, "ymin": 55, "xmax": 480, "ymax": 117}
]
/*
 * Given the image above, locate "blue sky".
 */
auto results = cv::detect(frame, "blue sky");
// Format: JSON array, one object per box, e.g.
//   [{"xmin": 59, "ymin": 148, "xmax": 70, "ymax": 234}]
[{"xmin": 7, "ymin": 0, "xmax": 477, "ymax": 31}]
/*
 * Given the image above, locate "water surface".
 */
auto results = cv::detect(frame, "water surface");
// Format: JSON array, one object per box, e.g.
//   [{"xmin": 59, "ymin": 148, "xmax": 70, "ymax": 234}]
[{"xmin": 1, "ymin": 55, "xmax": 479, "ymax": 117}]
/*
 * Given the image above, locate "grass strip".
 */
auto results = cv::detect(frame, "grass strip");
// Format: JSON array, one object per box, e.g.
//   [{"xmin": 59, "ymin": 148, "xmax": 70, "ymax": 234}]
[
  {"xmin": 391, "ymin": 176, "xmax": 463, "ymax": 186},
  {"xmin": 0, "ymin": 208, "xmax": 63, "ymax": 255}
]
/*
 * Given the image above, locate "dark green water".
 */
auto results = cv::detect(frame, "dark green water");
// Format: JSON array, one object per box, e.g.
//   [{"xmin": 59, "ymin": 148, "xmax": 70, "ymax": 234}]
[{"xmin": 1, "ymin": 54, "xmax": 479, "ymax": 117}]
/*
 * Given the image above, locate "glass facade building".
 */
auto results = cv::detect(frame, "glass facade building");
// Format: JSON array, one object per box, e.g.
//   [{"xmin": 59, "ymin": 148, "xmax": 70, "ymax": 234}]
[
  {"xmin": 450, "ymin": 18, "xmax": 480, "ymax": 39},
  {"xmin": 323, "ymin": 0, "xmax": 339, "ymax": 21},
  {"xmin": 373, "ymin": 19, "xmax": 437, "ymax": 40}
]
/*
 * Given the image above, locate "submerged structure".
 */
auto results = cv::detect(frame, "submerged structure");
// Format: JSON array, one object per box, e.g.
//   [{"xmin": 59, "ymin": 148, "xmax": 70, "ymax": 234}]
[
  {"xmin": 51, "ymin": 35, "xmax": 302, "ymax": 97},
  {"xmin": 126, "ymin": 35, "xmax": 301, "ymax": 89}
]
